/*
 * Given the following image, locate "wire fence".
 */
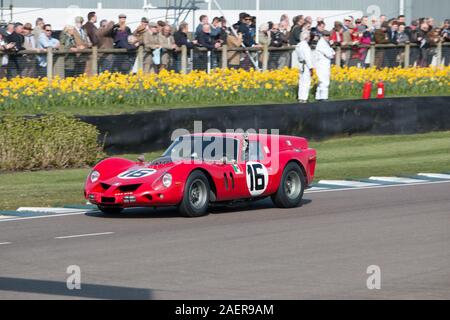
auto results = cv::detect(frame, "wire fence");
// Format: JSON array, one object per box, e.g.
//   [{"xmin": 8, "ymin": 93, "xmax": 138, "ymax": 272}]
[{"xmin": 1, "ymin": 42, "xmax": 449, "ymax": 79}]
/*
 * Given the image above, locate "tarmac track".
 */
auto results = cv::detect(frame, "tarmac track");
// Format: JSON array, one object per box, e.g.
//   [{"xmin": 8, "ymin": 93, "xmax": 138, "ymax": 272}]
[{"xmin": 0, "ymin": 182, "xmax": 449, "ymax": 300}]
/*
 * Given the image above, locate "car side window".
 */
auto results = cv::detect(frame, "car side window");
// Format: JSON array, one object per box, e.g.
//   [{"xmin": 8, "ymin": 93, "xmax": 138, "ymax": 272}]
[{"xmin": 248, "ymin": 141, "xmax": 265, "ymax": 161}]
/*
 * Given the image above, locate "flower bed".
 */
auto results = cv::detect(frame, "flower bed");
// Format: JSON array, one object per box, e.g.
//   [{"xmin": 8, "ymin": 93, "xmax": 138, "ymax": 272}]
[{"xmin": 0, "ymin": 66, "xmax": 448, "ymax": 114}]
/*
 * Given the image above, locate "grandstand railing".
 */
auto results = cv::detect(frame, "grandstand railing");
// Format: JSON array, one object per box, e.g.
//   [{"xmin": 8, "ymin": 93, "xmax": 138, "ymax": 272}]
[{"xmin": 0, "ymin": 42, "xmax": 449, "ymax": 79}]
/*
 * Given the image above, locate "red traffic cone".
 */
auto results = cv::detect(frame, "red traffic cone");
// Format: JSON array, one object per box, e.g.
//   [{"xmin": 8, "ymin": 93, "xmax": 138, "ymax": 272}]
[
  {"xmin": 362, "ymin": 81, "xmax": 372, "ymax": 99},
  {"xmin": 377, "ymin": 81, "xmax": 385, "ymax": 99}
]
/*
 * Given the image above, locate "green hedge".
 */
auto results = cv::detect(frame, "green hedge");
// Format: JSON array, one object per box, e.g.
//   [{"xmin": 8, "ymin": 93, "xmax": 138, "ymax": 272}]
[{"xmin": 0, "ymin": 115, "xmax": 105, "ymax": 171}]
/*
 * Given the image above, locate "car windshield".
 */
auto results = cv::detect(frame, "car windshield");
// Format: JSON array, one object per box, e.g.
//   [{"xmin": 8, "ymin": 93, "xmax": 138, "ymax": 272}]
[{"xmin": 163, "ymin": 136, "xmax": 239, "ymax": 162}]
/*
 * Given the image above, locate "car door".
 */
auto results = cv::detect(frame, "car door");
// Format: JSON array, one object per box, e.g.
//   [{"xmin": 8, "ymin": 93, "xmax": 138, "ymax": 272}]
[
  {"xmin": 204, "ymin": 137, "xmax": 245, "ymax": 201},
  {"xmin": 242, "ymin": 140, "xmax": 274, "ymax": 198}
]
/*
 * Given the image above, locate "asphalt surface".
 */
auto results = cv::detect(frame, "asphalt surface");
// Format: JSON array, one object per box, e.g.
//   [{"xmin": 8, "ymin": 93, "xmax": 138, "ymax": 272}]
[{"xmin": 0, "ymin": 182, "xmax": 449, "ymax": 300}]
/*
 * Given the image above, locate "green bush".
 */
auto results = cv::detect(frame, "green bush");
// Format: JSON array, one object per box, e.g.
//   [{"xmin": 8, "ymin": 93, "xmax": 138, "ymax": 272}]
[{"xmin": 0, "ymin": 115, "xmax": 105, "ymax": 171}]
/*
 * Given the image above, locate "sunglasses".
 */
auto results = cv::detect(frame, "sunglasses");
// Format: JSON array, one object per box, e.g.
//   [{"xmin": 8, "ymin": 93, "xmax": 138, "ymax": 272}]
[{"xmin": 45, "ymin": 29, "xmax": 52, "ymax": 32}]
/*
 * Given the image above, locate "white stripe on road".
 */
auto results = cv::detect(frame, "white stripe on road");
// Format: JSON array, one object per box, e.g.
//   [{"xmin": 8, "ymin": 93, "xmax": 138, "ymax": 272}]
[
  {"xmin": 318, "ymin": 180, "xmax": 380, "ymax": 188},
  {"xmin": 307, "ymin": 187, "xmax": 328, "ymax": 192},
  {"xmin": 0, "ymin": 242, "xmax": 12, "ymax": 245},
  {"xmin": 0, "ymin": 212, "xmax": 87, "ymax": 223},
  {"xmin": 418, "ymin": 173, "xmax": 450, "ymax": 180},
  {"xmin": 54, "ymin": 232, "xmax": 114, "ymax": 240},
  {"xmin": 369, "ymin": 177, "xmax": 426, "ymax": 184},
  {"xmin": 306, "ymin": 180, "xmax": 450, "ymax": 194}
]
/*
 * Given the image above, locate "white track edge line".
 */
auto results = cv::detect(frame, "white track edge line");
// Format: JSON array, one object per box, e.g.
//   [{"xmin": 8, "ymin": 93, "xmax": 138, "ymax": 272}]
[
  {"xmin": 305, "ymin": 180, "xmax": 450, "ymax": 194},
  {"xmin": 54, "ymin": 232, "xmax": 114, "ymax": 239},
  {"xmin": 0, "ymin": 212, "xmax": 87, "ymax": 223}
]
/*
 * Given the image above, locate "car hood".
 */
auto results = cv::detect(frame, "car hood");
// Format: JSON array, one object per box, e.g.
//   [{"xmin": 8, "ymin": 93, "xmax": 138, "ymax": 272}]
[{"xmin": 101, "ymin": 158, "xmax": 177, "ymax": 186}]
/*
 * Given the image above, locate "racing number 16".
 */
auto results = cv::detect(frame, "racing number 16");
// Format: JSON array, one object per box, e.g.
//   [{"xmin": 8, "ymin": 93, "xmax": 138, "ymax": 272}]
[{"xmin": 247, "ymin": 163, "xmax": 265, "ymax": 192}]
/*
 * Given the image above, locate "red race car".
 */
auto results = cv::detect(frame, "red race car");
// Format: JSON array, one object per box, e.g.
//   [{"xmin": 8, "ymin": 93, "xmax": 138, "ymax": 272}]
[{"xmin": 84, "ymin": 133, "xmax": 317, "ymax": 217}]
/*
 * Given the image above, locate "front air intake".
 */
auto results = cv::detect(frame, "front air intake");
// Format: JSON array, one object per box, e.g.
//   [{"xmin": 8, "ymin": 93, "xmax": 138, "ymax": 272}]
[{"xmin": 118, "ymin": 184, "xmax": 142, "ymax": 193}]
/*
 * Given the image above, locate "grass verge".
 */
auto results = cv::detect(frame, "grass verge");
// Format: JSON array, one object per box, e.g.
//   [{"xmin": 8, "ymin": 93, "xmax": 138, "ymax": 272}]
[{"xmin": 1, "ymin": 132, "xmax": 449, "ymax": 210}]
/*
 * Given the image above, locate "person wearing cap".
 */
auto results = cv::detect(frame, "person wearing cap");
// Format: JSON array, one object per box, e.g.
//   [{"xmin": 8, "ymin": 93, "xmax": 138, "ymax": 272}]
[
  {"xmin": 295, "ymin": 30, "xmax": 314, "ymax": 103},
  {"xmin": 134, "ymin": 17, "xmax": 150, "ymax": 44},
  {"xmin": 143, "ymin": 22, "xmax": 161, "ymax": 73},
  {"xmin": 22, "ymin": 22, "xmax": 41, "ymax": 77},
  {"xmin": 343, "ymin": 16, "xmax": 353, "ymax": 31},
  {"xmin": 112, "ymin": 13, "xmax": 134, "ymax": 74},
  {"xmin": 314, "ymin": 30, "xmax": 335, "ymax": 101},
  {"xmin": 158, "ymin": 25, "xmax": 177, "ymax": 71},
  {"xmin": 374, "ymin": 21, "xmax": 390, "ymax": 67}
]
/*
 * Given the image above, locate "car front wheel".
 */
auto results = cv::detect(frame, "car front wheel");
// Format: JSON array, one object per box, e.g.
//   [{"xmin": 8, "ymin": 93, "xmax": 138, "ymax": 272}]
[
  {"xmin": 271, "ymin": 162, "xmax": 305, "ymax": 208},
  {"xmin": 179, "ymin": 171, "xmax": 210, "ymax": 217}
]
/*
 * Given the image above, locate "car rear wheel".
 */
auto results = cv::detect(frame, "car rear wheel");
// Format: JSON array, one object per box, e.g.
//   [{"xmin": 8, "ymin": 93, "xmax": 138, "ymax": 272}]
[
  {"xmin": 271, "ymin": 162, "xmax": 305, "ymax": 208},
  {"xmin": 179, "ymin": 171, "xmax": 210, "ymax": 217},
  {"xmin": 97, "ymin": 206, "xmax": 124, "ymax": 215}
]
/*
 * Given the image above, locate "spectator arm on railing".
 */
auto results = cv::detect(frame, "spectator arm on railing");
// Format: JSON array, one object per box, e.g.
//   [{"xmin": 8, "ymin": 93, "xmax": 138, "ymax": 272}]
[
  {"xmin": 38, "ymin": 33, "xmax": 60, "ymax": 49},
  {"xmin": 143, "ymin": 33, "xmax": 160, "ymax": 51},
  {"xmin": 174, "ymin": 32, "xmax": 194, "ymax": 50},
  {"xmin": 158, "ymin": 34, "xmax": 175, "ymax": 50}
]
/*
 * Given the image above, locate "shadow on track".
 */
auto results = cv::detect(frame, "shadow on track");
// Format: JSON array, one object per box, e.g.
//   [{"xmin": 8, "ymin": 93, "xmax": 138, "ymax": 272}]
[
  {"xmin": 0, "ymin": 277, "xmax": 154, "ymax": 299},
  {"xmin": 85, "ymin": 198, "xmax": 312, "ymax": 219}
]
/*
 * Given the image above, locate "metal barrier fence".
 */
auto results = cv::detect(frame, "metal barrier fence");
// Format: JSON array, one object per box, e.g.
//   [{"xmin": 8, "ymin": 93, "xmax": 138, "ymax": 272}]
[{"xmin": 1, "ymin": 42, "xmax": 449, "ymax": 79}]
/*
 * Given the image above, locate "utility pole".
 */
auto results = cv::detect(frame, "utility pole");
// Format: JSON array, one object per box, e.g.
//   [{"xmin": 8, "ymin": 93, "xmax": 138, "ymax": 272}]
[{"xmin": 399, "ymin": 0, "xmax": 405, "ymax": 15}]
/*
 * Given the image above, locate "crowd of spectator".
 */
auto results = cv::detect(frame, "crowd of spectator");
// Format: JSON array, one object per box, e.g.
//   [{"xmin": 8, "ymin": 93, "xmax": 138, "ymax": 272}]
[{"xmin": 0, "ymin": 11, "xmax": 449, "ymax": 78}]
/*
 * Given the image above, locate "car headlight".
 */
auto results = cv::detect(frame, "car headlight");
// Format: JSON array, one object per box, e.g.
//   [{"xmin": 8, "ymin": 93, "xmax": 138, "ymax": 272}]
[
  {"xmin": 162, "ymin": 173, "xmax": 172, "ymax": 188},
  {"xmin": 90, "ymin": 170, "xmax": 100, "ymax": 183}
]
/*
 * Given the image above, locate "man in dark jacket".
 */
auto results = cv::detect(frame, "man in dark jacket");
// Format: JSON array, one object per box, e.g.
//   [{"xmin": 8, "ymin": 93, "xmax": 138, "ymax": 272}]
[
  {"xmin": 195, "ymin": 24, "xmax": 220, "ymax": 71},
  {"xmin": 173, "ymin": 22, "xmax": 197, "ymax": 72},
  {"xmin": 386, "ymin": 21, "xmax": 400, "ymax": 67},
  {"xmin": 6, "ymin": 23, "xmax": 25, "ymax": 78},
  {"xmin": 289, "ymin": 15, "xmax": 304, "ymax": 45},
  {"xmin": 236, "ymin": 13, "xmax": 255, "ymax": 47},
  {"xmin": 406, "ymin": 20, "xmax": 420, "ymax": 66},
  {"xmin": 174, "ymin": 22, "xmax": 197, "ymax": 49}
]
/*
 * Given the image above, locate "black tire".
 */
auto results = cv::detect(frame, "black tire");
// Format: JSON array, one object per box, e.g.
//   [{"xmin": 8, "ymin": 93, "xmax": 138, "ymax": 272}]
[
  {"xmin": 179, "ymin": 170, "xmax": 211, "ymax": 217},
  {"xmin": 98, "ymin": 206, "xmax": 124, "ymax": 215},
  {"xmin": 271, "ymin": 162, "xmax": 305, "ymax": 208}
]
